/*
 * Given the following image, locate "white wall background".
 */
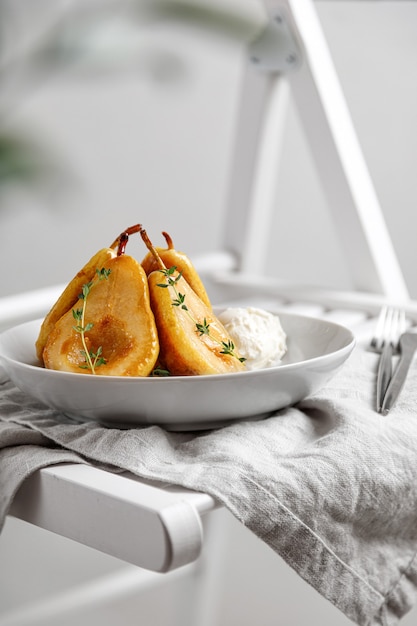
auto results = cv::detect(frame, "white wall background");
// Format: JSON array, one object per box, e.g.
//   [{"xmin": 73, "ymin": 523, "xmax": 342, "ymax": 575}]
[{"xmin": 1, "ymin": 2, "xmax": 417, "ymax": 625}]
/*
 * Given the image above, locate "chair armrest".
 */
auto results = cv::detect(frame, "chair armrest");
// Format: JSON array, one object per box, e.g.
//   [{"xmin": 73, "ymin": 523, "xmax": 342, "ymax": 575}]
[{"xmin": 10, "ymin": 463, "xmax": 218, "ymax": 572}]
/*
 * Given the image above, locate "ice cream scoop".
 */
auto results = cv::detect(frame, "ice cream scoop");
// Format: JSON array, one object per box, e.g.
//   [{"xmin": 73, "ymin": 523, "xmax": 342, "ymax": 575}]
[{"xmin": 218, "ymin": 307, "xmax": 287, "ymax": 370}]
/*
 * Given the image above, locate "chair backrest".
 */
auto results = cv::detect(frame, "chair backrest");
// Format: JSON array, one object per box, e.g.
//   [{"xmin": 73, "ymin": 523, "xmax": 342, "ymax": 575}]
[{"xmin": 219, "ymin": 0, "xmax": 409, "ymax": 301}]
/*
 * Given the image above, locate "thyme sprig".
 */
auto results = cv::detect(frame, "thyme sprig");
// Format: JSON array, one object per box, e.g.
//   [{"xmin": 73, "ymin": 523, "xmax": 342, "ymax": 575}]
[
  {"xmin": 72, "ymin": 268, "xmax": 111, "ymax": 373},
  {"xmin": 157, "ymin": 266, "xmax": 245, "ymax": 363}
]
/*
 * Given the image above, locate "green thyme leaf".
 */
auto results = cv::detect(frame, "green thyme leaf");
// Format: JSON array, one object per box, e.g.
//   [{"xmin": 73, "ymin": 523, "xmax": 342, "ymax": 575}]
[
  {"xmin": 196, "ymin": 318, "xmax": 210, "ymax": 336},
  {"xmin": 151, "ymin": 366, "xmax": 171, "ymax": 377}
]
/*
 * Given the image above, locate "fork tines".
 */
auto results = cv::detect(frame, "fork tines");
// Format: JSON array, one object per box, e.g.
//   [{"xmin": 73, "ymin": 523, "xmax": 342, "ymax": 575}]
[{"xmin": 371, "ymin": 306, "xmax": 406, "ymax": 354}]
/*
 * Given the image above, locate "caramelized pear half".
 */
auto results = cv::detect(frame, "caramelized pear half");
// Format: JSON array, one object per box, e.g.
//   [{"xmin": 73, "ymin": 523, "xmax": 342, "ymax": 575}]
[
  {"xmin": 140, "ymin": 227, "xmax": 245, "ymax": 376},
  {"xmin": 43, "ymin": 254, "xmax": 159, "ymax": 376},
  {"xmin": 148, "ymin": 270, "xmax": 245, "ymax": 376},
  {"xmin": 36, "ymin": 247, "xmax": 117, "ymax": 363},
  {"xmin": 36, "ymin": 224, "xmax": 142, "ymax": 363}
]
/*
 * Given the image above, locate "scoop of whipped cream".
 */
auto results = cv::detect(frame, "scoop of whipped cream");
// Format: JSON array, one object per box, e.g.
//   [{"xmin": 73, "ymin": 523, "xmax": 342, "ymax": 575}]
[{"xmin": 218, "ymin": 306, "xmax": 287, "ymax": 370}]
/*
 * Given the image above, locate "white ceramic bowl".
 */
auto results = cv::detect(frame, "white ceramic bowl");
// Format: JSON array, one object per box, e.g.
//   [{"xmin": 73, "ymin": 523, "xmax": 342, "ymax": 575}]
[{"xmin": 0, "ymin": 313, "xmax": 355, "ymax": 430}]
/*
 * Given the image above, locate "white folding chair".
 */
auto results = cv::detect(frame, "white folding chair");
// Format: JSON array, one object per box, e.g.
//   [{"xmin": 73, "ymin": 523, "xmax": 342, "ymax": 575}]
[{"xmin": 1, "ymin": 1, "xmax": 416, "ymax": 624}]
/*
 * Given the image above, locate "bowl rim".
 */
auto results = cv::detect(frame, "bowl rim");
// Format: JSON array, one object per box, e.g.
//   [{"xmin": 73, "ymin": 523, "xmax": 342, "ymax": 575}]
[{"xmin": 0, "ymin": 313, "xmax": 356, "ymax": 383}]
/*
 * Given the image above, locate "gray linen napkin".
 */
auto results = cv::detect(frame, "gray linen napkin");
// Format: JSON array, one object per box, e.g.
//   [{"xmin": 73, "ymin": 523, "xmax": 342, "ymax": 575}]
[{"xmin": 1, "ymin": 346, "xmax": 417, "ymax": 626}]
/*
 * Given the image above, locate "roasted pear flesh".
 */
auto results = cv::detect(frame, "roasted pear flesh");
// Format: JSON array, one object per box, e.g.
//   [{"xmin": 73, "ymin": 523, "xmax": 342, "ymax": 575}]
[
  {"xmin": 141, "ymin": 231, "xmax": 212, "ymax": 310},
  {"xmin": 43, "ymin": 254, "xmax": 159, "ymax": 377},
  {"xmin": 148, "ymin": 270, "xmax": 245, "ymax": 376},
  {"xmin": 140, "ymin": 227, "xmax": 245, "ymax": 376},
  {"xmin": 36, "ymin": 247, "xmax": 117, "ymax": 363},
  {"xmin": 36, "ymin": 224, "xmax": 142, "ymax": 364}
]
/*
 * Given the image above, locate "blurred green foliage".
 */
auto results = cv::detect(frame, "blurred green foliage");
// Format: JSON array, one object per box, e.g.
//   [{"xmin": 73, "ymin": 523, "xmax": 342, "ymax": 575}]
[{"xmin": 0, "ymin": 134, "xmax": 44, "ymax": 188}]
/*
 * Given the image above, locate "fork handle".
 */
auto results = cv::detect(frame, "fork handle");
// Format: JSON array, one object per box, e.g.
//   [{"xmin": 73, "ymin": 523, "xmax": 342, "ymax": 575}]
[
  {"xmin": 376, "ymin": 343, "xmax": 393, "ymax": 412},
  {"xmin": 381, "ymin": 341, "xmax": 417, "ymax": 414}
]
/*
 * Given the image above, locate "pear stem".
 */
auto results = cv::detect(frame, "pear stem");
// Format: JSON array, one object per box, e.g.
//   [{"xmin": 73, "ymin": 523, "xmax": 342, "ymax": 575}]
[
  {"xmin": 162, "ymin": 231, "xmax": 174, "ymax": 250},
  {"xmin": 109, "ymin": 223, "xmax": 142, "ymax": 250},
  {"xmin": 117, "ymin": 232, "xmax": 129, "ymax": 256},
  {"xmin": 140, "ymin": 228, "xmax": 166, "ymax": 271}
]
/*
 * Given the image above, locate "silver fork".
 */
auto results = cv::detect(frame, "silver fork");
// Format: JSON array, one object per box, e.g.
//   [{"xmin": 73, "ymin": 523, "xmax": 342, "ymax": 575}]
[
  {"xmin": 381, "ymin": 330, "xmax": 417, "ymax": 414},
  {"xmin": 370, "ymin": 306, "xmax": 406, "ymax": 411}
]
